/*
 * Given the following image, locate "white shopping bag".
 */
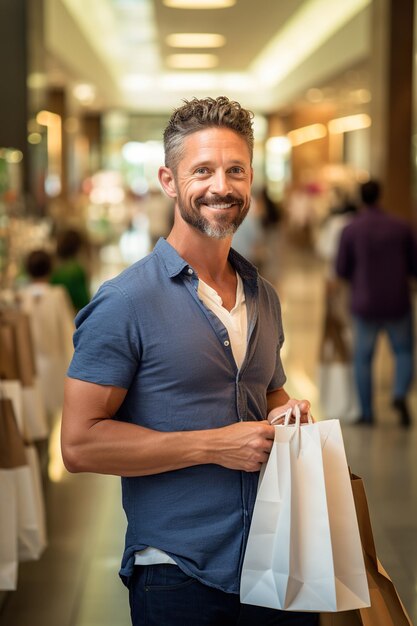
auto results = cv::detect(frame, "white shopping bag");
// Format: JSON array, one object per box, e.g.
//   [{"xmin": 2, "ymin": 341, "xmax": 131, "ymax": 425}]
[
  {"xmin": 0, "ymin": 470, "xmax": 19, "ymax": 590},
  {"xmin": 240, "ymin": 406, "xmax": 369, "ymax": 612},
  {"xmin": 16, "ymin": 445, "xmax": 47, "ymax": 561}
]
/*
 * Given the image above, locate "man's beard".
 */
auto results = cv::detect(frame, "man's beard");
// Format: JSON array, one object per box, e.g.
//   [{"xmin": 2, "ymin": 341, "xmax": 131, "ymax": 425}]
[{"xmin": 177, "ymin": 192, "xmax": 251, "ymax": 240}]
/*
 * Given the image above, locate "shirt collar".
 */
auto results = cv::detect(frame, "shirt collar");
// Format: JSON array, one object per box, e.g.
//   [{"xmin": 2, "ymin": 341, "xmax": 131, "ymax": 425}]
[
  {"xmin": 154, "ymin": 238, "xmax": 189, "ymax": 277},
  {"xmin": 154, "ymin": 237, "xmax": 259, "ymax": 291}
]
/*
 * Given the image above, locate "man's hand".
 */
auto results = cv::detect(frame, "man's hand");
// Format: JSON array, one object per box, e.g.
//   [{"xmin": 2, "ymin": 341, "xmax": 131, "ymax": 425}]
[
  {"xmin": 267, "ymin": 398, "xmax": 313, "ymax": 425},
  {"xmin": 209, "ymin": 420, "xmax": 276, "ymax": 472}
]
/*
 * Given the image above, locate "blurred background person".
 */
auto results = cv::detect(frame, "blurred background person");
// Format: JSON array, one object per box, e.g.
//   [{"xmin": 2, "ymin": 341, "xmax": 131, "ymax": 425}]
[
  {"xmin": 19, "ymin": 249, "xmax": 75, "ymax": 422},
  {"xmin": 336, "ymin": 179, "xmax": 417, "ymax": 427},
  {"xmin": 315, "ymin": 186, "xmax": 358, "ymax": 278},
  {"xmin": 315, "ymin": 186, "xmax": 360, "ymax": 423},
  {"xmin": 315, "ymin": 185, "xmax": 358, "ymax": 337},
  {"xmin": 50, "ymin": 229, "xmax": 91, "ymax": 313}
]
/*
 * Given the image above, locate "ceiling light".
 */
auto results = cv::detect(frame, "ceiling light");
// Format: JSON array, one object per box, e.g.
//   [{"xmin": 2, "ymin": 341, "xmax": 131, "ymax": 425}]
[
  {"xmin": 166, "ymin": 33, "xmax": 226, "ymax": 48},
  {"xmin": 163, "ymin": 0, "xmax": 236, "ymax": 8},
  {"xmin": 36, "ymin": 110, "xmax": 61, "ymax": 127},
  {"xmin": 287, "ymin": 123, "xmax": 327, "ymax": 146},
  {"xmin": 166, "ymin": 54, "xmax": 219, "ymax": 69},
  {"xmin": 27, "ymin": 72, "xmax": 48, "ymax": 89},
  {"xmin": 266, "ymin": 136, "xmax": 291, "ymax": 155},
  {"xmin": 252, "ymin": 0, "xmax": 371, "ymax": 87},
  {"xmin": 328, "ymin": 114, "xmax": 371, "ymax": 134},
  {"xmin": 73, "ymin": 83, "xmax": 96, "ymax": 104}
]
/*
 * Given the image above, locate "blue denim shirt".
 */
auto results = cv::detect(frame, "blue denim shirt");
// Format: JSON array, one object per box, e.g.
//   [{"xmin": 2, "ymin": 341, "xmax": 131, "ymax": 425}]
[{"xmin": 68, "ymin": 238, "xmax": 286, "ymax": 593}]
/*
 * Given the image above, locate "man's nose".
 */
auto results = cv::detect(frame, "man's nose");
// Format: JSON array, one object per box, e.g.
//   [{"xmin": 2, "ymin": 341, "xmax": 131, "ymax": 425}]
[{"xmin": 209, "ymin": 170, "xmax": 232, "ymax": 195}]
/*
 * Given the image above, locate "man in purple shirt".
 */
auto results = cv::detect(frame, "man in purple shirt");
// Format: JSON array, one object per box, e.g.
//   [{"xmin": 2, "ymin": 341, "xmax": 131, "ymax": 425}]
[{"xmin": 336, "ymin": 179, "xmax": 417, "ymax": 427}]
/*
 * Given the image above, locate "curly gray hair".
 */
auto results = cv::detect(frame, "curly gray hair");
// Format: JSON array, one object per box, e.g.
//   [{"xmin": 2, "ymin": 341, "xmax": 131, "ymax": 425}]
[{"xmin": 163, "ymin": 96, "xmax": 254, "ymax": 171}]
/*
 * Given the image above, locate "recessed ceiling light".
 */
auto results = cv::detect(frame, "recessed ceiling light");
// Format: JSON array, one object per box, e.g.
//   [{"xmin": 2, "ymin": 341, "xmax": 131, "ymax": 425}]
[
  {"xmin": 166, "ymin": 33, "xmax": 226, "ymax": 48},
  {"xmin": 166, "ymin": 54, "xmax": 219, "ymax": 69},
  {"xmin": 287, "ymin": 123, "xmax": 327, "ymax": 147},
  {"xmin": 163, "ymin": 0, "xmax": 236, "ymax": 9},
  {"xmin": 73, "ymin": 83, "xmax": 96, "ymax": 104},
  {"xmin": 328, "ymin": 114, "xmax": 371, "ymax": 134}
]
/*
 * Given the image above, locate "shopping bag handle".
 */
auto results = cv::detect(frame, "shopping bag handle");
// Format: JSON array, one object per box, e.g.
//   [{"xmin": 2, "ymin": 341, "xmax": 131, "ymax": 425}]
[{"xmin": 270, "ymin": 404, "xmax": 313, "ymax": 427}]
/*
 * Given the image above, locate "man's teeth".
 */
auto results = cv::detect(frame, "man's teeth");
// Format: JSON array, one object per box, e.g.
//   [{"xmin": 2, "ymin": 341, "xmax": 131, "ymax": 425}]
[{"xmin": 206, "ymin": 203, "xmax": 233, "ymax": 209}]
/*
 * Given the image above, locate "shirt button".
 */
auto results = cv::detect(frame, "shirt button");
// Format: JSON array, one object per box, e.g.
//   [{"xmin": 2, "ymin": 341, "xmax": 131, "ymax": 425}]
[
  {"xmin": 224, "ymin": 340, "xmax": 230, "ymax": 347},
  {"xmin": 187, "ymin": 268, "xmax": 193, "ymax": 275}
]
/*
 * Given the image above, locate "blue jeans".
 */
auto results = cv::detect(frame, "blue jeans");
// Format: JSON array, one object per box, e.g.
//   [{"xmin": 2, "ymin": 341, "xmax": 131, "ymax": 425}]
[
  {"xmin": 128, "ymin": 564, "xmax": 319, "ymax": 626},
  {"xmin": 353, "ymin": 314, "xmax": 414, "ymax": 419}
]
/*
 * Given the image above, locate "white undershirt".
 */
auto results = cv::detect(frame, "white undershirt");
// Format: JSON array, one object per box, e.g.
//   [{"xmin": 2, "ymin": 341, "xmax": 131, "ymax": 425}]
[
  {"xmin": 197, "ymin": 272, "xmax": 247, "ymax": 369},
  {"xmin": 134, "ymin": 272, "xmax": 248, "ymax": 567}
]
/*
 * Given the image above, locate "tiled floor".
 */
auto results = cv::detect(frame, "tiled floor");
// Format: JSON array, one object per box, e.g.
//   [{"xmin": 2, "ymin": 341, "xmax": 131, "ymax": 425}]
[{"xmin": 1, "ymin": 231, "xmax": 416, "ymax": 625}]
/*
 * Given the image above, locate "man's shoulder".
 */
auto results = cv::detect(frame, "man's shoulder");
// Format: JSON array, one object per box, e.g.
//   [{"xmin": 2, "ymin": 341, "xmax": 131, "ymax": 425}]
[{"xmin": 106, "ymin": 249, "xmax": 161, "ymax": 292}]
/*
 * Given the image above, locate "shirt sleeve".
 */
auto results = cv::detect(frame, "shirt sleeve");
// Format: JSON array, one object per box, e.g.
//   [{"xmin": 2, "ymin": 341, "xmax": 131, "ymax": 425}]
[
  {"xmin": 67, "ymin": 283, "xmax": 141, "ymax": 389},
  {"xmin": 267, "ymin": 345, "xmax": 287, "ymax": 391},
  {"xmin": 265, "ymin": 283, "xmax": 287, "ymax": 391}
]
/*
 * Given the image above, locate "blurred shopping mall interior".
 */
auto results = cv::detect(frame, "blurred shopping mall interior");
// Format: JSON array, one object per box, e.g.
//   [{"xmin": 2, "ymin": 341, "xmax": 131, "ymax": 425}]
[{"xmin": 1, "ymin": 0, "xmax": 417, "ymax": 624}]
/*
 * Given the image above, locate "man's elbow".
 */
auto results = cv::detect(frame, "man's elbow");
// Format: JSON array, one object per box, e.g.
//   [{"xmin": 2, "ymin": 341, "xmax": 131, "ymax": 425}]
[{"xmin": 61, "ymin": 441, "xmax": 86, "ymax": 473}]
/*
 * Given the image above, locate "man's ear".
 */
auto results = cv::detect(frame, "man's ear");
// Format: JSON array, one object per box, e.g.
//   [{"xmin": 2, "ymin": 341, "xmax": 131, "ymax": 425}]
[{"xmin": 158, "ymin": 166, "xmax": 177, "ymax": 199}]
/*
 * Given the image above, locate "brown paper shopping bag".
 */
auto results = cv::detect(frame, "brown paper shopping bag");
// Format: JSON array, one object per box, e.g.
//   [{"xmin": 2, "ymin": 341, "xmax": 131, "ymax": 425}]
[
  {"xmin": 320, "ymin": 474, "xmax": 413, "ymax": 626},
  {"xmin": 352, "ymin": 474, "xmax": 413, "ymax": 626},
  {"xmin": 0, "ymin": 397, "xmax": 27, "ymax": 469},
  {"xmin": 0, "ymin": 311, "xmax": 36, "ymax": 386},
  {"xmin": 0, "ymin": 323, "xmax": 19, "ymax": 380}
]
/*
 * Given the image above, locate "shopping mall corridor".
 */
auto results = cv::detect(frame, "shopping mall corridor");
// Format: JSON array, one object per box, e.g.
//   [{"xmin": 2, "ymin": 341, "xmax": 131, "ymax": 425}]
[{"xmin": 1, "ymin": 233, "xmax": 416, "ymax": 626}]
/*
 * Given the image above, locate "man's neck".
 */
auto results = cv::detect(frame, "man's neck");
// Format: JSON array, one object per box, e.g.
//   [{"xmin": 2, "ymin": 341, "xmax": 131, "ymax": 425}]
[{"xmin": 167, "ymin": 225, "xmax": 234, "ymax": 283}]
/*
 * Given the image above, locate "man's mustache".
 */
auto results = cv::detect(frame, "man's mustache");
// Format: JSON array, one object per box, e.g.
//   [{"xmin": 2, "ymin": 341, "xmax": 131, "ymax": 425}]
[{"xmin": 195, "ymin": 195, "xmax": 244, "ymax": 207}]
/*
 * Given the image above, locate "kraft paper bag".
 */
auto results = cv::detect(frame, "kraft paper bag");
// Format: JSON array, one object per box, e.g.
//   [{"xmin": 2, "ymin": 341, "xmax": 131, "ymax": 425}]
[
  {"xmin": 0, "ymin": 380, "xmax": 24, "ymax": 433},
  {"xmin": 16, "ymin": 445, "xmax": 47, "ymax": 561},
  {"xmin": 0, "ymin": 470, "xmax": 19, "ymax": 590},
  {"xmin": 320, "ymin": 474, "xmax": 413, "ymax": 626},
  {"xmin": 0, "ymin": 397, "xmax": 27, "ymax": 469},
  {"xmin": 0, "ymin": 311, "xmax": 36, "ymax": 386},
  {"xmin": 240, "ymin": 407, "xmax": 369, "ymax": 612},
  {"xmin": 0, "ymin": 323, "xmax": 19, "ymax": 380},
  {"xmin": 352, "ymin": 474, "xmax": 412, "ymax": 626}
]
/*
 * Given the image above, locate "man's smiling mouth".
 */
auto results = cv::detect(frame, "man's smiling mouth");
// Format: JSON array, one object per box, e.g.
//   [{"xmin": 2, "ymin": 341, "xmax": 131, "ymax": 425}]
[
  {"xmin": 197, "ymin": 196, "xmax": 243, "ymax": 211},
  {"xmin": 205, "ymin": 203, "xmax": 235, "ymax": 210}
]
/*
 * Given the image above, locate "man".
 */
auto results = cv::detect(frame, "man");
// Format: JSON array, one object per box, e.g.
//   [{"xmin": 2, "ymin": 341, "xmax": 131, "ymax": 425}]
[
  {"xmin": 61, "ymin": 96, "xmax": 316, "ymax": 625},
  {"xmin": 336, "ymin": 179, "xmax": 417, "ymax": 427}
]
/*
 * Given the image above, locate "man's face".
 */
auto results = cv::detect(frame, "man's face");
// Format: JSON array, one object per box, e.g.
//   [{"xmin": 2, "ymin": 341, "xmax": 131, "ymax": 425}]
[{"xmin": 171, "ymin": 127, "xmax": 253, "ymax": 239}]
